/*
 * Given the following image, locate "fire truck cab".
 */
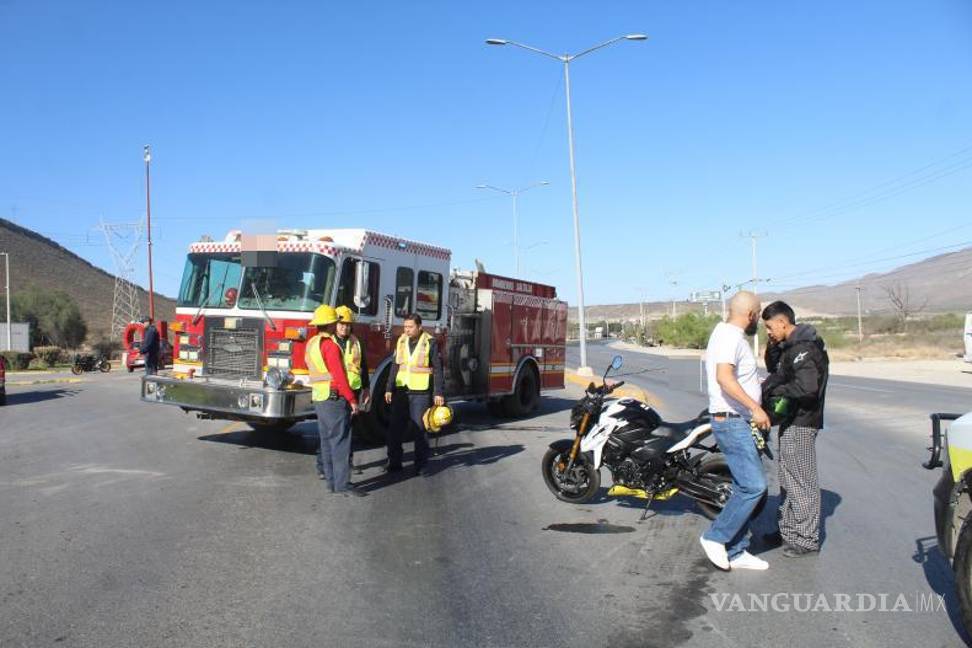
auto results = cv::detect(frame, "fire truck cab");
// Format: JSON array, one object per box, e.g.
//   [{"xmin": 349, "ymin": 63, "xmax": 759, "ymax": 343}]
[{"xmin": 141, "ymin": 229, "xmax": 566, "ymax": 440}]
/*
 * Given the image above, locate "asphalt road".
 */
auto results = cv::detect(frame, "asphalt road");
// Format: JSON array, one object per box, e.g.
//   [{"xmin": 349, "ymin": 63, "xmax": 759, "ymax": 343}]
[{"xmin": 0, "ymin": 350, "xmax": 969, "ymax": 648}]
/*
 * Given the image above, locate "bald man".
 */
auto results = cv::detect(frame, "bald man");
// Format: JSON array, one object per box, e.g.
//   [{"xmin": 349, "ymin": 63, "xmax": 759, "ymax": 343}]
[{"xmin": 699, "ymin": 291, "xmax": 772, "ymax": 571}]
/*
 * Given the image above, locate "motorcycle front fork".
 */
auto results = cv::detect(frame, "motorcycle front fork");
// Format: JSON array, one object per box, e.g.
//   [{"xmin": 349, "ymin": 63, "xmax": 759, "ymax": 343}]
[{"xmin": 560, "ymin": 413, "xmax": 591, "ymax": 475}]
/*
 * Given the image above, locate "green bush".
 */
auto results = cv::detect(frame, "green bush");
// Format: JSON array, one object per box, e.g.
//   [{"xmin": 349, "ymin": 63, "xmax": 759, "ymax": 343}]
[
  {"xmin": 91, "ymin": 338, "xmax": 121, "ymax": 360},
  {"xmin": 1, "ymin": 351, "xmax": 34, "ymax": 370},
  {"xmin": 9, "ymin": 287, "xmax": 88, "ymax": 348},
  {"xmin": 28, "ymin": 357, "xmax": 49, "ymax": 370},
  {"xmin": 33, "ymin": 345, "xmax": 66, "ymax": 366},
  {"xmin": 653, "ymin": 313, "xmax": 722, "ymax": 349}
]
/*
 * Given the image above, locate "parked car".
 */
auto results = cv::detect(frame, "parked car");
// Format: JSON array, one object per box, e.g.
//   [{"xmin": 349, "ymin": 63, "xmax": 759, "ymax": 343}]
[{"xmin": 0, "ymin": 354, "xmax": 6, "ymax": 405}]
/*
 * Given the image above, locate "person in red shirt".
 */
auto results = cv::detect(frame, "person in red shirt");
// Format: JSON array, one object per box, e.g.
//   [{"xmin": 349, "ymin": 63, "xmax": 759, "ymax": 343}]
[{"xmin": 306, "ymin": 305, "xmax": 366, "ymax": 498}]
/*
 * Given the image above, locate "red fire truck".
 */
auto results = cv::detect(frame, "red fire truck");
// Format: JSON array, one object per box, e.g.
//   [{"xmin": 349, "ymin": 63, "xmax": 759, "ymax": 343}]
[{"xmin": 141, "ymin": 229, "xmax": 567, "ymax": 441}]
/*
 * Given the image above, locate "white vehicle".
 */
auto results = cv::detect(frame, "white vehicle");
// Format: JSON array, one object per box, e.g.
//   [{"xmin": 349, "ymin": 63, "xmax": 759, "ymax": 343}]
[{"xmin": 964, "ymin": 313, "xmax": 972, "ymax": 362}]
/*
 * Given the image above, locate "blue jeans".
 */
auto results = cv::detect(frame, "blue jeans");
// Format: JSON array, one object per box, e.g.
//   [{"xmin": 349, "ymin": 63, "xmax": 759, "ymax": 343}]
[
  {"xmin": 315, "ymin": 398, "xmax": 352, "ymax": 492},
  {"xmin": 703, "ymin": 416, "xmax": 767, "ymax": 559}
]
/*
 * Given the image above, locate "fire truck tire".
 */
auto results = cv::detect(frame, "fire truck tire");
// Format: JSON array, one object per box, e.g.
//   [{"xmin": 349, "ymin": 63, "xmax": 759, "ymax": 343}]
[
  {"xmin": 503, "ymin": 365, "xmax": 540, "ymax": 417},
  {"xmin": 249, "ymin": 419, "xmax": 296, "ymax": 433}
]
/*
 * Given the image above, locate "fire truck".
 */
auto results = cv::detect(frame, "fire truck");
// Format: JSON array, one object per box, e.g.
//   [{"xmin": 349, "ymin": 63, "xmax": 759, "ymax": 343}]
[{"xmin": 141, "ymin": 228, "xmax": 567, "ymax": 442}]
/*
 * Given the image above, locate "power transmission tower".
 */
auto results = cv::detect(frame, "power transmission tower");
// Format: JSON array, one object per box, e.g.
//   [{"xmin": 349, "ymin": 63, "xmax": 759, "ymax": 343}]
[{"xmin": 99, "ymin": 219, "xmax": 144, "ymax": 339}]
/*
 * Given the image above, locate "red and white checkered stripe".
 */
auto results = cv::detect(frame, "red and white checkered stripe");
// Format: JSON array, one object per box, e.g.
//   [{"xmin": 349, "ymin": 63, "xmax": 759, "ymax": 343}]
[
  {"xmin": 189, "ymin": 241, "xmax": 340, "ymax": 256},
  {"xmin": 360, "ymin": 231, "xmax": 451, "ymax": 260}
]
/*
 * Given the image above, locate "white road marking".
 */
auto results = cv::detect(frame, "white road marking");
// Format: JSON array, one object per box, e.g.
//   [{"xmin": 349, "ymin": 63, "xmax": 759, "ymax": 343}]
[{"xmin": 829, "ymin": 381, "xmax": 893, "ymax": 394}]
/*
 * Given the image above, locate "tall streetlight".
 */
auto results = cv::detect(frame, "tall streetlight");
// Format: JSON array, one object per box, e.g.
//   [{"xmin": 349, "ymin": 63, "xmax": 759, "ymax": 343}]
[
  {"xmin": 486, "ymin": 34, "xmax": 647, "ymax": 374},
  {"xmin": 144, "ymin": 145, "xmax": 155, "ymax": 321},
  {"xmin": 475, "ymin": 181, "xmax": 549, "ymax": 275},
  {"xmin": 1, "ymin": 252, "xmax": 9, "ymax": 351}
]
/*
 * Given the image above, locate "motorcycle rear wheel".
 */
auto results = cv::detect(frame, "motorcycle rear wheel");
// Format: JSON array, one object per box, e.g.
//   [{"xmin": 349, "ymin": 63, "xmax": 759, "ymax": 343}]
[
  {"xmin": 541, "ymin": 448, "xmax": 600, "ymax": 503},
  {"xmin": 694, "ymin": 454, "xmax": 767, "ymax": 521}
]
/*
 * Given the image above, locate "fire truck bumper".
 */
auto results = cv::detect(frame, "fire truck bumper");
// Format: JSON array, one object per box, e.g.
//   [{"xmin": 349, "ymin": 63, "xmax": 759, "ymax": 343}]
[{"xmin": 140, "ymin": 374, "xmax": 314, "ymax": 420}]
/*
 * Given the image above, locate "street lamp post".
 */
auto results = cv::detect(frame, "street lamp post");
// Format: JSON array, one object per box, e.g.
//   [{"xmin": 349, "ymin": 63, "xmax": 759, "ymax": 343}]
[
  {"xmin": 476, "ymin": 181, "xmax": 549, "ymax": 275},
  {"xmin": 486, "ymin": 34, "xmax": 647, "ymax": 374},
  {"xmin": 1, "ymin": 252, "xmax": 9, "ymax": 351}
]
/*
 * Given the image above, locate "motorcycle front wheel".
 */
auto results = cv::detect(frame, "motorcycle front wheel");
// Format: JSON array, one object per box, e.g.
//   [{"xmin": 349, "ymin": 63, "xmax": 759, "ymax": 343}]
[
  {"xmin": 541, "ymin": 447, "xmax": 600, "ymax": 503},
  {"xmin": 99, "ymin": 362, "xmax": 111, "ymax": 373},
  {"xmin": 71, "ymin": 364, "xmax": 83, "ymax": 375},
  {"xmin": 694, "ymin": 454, "xmax": 767, "ymax": 520}
]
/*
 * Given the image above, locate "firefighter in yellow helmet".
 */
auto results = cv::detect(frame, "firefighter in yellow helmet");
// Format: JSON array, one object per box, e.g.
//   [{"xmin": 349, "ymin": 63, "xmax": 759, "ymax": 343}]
[
  {"xmin": 384, "ymin": 312, "xmax": 445, "ymax": 476},
  {"xmin": 305, "ymin": 304, "xmax": 367, "ymax": 498},
  {"xmin": 335, "ymin": 305, "xmax": 370, "ymax": 473}
]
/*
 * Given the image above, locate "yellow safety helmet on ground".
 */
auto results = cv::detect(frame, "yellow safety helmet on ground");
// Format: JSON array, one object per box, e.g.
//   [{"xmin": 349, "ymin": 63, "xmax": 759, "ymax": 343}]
[
  {"xmin": 335, "ymin": 305, "xmax": 355, "ymax": 323},
  {"xmin": 423, "ymin": 405, "xmax": 454, "ymax": 433},
  {"xmin": 309, "ymin": 304, "xmax": 338, "ymax": 327}
]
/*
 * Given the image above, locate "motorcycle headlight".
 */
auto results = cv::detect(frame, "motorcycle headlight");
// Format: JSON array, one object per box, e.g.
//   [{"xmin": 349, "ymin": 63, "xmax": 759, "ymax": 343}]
[{"xmin": 265, "ymin": 367, "xmax": 285, "ymax": 390}]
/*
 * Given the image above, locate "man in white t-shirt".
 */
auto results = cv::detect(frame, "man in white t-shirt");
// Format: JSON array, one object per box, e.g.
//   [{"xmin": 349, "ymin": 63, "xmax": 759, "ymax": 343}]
[{"xmin": 699, "ymin": 291, "xmax": 772, "ymax": 572}]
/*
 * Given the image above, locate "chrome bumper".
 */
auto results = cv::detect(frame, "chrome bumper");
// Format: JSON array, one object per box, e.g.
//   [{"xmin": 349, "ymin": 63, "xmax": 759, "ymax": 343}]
[{"xmin": 141, "ymin": 373, "xmax": 314, "ymax": 420}]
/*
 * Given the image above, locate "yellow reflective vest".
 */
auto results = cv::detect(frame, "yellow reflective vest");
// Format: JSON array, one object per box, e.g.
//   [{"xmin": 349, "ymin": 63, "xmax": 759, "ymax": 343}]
[
  {"xmin": 305, "ymin": 333, "xmax": 334, "ymax": 401},
  {"xmin": 394, "ymin": 332, "xmax": 433, "ymax": 391},
  {"xmin": 341, "ymin": 334, "xmax": 363, "ymax": 392}
]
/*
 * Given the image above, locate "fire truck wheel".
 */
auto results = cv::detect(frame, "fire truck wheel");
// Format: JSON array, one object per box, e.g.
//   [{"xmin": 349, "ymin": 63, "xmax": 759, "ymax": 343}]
[
  {"xmin": 249, "ymin": 419, "xmax": 296, "ymax": 433},
  {"xmin": 503, "ymin": 365, "xmax": 540, "ymax": 418}
]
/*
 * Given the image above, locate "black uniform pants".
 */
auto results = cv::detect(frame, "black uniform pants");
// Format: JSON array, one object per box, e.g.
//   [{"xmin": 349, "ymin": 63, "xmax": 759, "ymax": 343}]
[{"xmin": 386, "ymin": 389, "xmax": 431, "ymax": 468}]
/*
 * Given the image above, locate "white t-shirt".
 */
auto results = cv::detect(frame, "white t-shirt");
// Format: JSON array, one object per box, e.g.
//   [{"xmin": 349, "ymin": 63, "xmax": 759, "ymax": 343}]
[{"xmin": 705, "ymin": 322, "xmax": 761, "ymax": 418}]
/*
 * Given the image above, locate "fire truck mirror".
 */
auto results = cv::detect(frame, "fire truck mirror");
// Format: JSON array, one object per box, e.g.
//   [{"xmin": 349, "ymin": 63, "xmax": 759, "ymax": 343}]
[
  {"xmin": 354, "ymin": 260, "xmax": 371, "ymax": 309},
  {"xmin": 241, "ymin": 250, "xmax": 279, "ymax": 268}
]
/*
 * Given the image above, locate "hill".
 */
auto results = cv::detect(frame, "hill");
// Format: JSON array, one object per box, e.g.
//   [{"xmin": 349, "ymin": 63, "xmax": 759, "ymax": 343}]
[
  {"xmin": 570, "ymin": 246, "xmax": 972, "ymax": 321},
  {"xmin": 0, "ymin": 218, "xmax": 176, "ymax": 343}
]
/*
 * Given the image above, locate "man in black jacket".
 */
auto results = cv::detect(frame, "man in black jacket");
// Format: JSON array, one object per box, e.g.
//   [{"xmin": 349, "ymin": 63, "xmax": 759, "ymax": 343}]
[
  {"xmin": 761, "ymin": 301, "xmax": 829, "ymax": 557},
  {"xmin": 138, "ymin": 316, "xmax": 160, "ymax": 376}
]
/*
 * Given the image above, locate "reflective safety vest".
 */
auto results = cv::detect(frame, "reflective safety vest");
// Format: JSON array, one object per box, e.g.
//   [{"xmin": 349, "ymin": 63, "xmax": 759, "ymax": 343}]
[
  {"xmin": 305, "ymin": 333, "xmax": 334, "ymax": 401},
  {"xmin": 341, "ymin": 334, "xmax": 363, "ymax": 391},
  {"xmin": 395, "ymin": 332, "xmax": 433, "ymax": 391}
]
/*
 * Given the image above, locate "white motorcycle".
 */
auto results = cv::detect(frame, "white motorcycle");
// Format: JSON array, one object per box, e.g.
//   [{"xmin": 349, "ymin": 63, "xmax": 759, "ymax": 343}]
[{"xmin": 542, "ymin": 355, "xmax": 745, "ymax": 519}]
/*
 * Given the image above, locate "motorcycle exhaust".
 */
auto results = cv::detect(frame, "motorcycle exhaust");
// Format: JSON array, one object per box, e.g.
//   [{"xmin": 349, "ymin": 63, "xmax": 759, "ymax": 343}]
[{"xmin": 673, "ymin": 476, "xmax": 724, "ymax": 506}]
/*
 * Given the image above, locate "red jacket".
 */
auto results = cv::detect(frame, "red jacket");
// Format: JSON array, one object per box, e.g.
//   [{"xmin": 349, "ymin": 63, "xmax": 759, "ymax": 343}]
[{"xmin": 320, "ymin": 336, "xmax": 357, "ymax": 406}]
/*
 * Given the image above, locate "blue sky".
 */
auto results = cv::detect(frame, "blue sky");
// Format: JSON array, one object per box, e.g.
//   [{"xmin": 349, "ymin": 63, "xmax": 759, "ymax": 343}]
[{"xmin": 1, "ymin": 0, "xmax": 970, "ymax": 306}]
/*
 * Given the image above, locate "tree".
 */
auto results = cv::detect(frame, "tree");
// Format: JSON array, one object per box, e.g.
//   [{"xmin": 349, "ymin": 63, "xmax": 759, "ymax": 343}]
[
  {"xmin": 882, "ymin": 282, "xmax": 928, "ymax": 330},
  {"xmin": 11, "ymin": 287, "xmax": 87, "ymax": 348}
]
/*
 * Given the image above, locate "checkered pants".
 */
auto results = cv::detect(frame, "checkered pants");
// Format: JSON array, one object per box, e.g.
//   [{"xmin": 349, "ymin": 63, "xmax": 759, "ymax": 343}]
[{"xmin": 778, "ymin": 425, "xmax": 820, "ymax": 550}]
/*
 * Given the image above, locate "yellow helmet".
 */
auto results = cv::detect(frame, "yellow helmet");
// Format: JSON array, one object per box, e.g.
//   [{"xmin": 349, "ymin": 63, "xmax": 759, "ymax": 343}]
[
  {"xmin": 335, "ymin": 305, "xmax": 355, "ymax": 323},
  {"xmin": 423, "ymin": 405, "xmax": 454, "ymax": 433},
  {"xmin": 309, "ymin": 304, "xmax": 338, "ymax": 327}
]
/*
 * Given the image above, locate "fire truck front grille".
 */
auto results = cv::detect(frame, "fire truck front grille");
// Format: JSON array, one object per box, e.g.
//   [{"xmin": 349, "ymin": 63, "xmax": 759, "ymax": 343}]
[{"xmin": 206, "ymin": 328, "xmax": 261, "ymax": 379}]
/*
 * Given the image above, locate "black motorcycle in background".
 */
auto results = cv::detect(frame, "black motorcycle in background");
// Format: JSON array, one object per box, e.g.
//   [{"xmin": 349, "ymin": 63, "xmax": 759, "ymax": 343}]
[{"xmin": 72, "ymin": 354, "xmax": 111, "ymax": 375}]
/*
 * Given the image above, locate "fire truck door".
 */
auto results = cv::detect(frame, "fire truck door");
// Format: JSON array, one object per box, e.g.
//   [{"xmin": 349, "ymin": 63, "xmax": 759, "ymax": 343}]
[{"xmin": 489, "ymin": 292, "xmax": 514, "ymax": 393}]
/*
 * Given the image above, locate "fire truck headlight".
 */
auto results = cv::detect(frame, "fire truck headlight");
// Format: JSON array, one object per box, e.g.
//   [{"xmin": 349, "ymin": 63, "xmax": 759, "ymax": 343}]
[
  {"xmin": 145, "ymin": 382, "xmax": 156, "ymax": 394},
  {"xmin": 237, "ymin": 394, "xmax": 249, "ymax": 409},
  {"xmin": 265, "ymin": 367, "xmax": 285, "ymax": 390},
  {"xmin": 179, "ymin": 350, "xmax": 189, "ymax": 360},
  {"xmin": 277, "ymin": 341, "xmax": 291, "ymax": 353},
  {"xmin": 188, "ymin": 351, "xmax": 199, "ymax": 361}
]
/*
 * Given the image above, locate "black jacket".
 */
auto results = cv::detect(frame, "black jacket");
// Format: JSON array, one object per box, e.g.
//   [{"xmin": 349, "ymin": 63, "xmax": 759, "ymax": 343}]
[
  {"xmin": 762, "ymin": 324, "xmax": 829, "ymax": 429},
  {"xmin": 139, "ymin": 324, "xmax": 160, "ymax": 364}
]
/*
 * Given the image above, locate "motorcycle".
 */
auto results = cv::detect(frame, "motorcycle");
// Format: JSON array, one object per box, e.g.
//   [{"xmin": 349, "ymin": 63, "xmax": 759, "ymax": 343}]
[
  {"xmin": 541, "ymin": 354, "xmax": 743, "ymax": 520},
  {"xmin": 71, "ymin": 354, "xmax": 111, "ymax": 375}
]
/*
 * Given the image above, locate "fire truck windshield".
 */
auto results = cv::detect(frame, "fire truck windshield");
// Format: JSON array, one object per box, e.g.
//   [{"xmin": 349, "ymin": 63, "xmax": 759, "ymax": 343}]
[
  {"xmin": 238, "ymin": 253, "xmax": 336, "ymax": 312},
  {"xmin": 177, "ymin": 253, "xmax": 243, "ymax": 308}
]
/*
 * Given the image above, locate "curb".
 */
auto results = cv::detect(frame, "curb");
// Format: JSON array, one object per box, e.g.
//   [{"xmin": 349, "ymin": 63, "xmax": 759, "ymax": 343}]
[
  {"xmin": 564, "ymin": 369, "xmax": 660, "ymax": 406},
  {"xmin": 7, "ymin": 377, "xmax": 84, "ymax": 387}
]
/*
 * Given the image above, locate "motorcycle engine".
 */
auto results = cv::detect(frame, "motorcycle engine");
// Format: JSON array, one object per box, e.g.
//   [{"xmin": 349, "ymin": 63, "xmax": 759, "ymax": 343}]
[{"xmin": 610, "ymin": 458, "xmax": 644, "ymax": 489}]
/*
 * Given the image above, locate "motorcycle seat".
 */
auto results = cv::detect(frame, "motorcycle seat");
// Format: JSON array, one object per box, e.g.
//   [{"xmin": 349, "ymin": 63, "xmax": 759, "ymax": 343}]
[{"xmin": 655, "ymin": 417, "xmax": 706, "ymax": 441}]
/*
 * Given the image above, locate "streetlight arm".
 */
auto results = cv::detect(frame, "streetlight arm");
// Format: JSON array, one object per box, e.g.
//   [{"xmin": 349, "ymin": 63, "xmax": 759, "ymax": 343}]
[
  {"xmin": 518, "ymin": 180, "xmax": 550, "ymax": 194},
  {"xmin": 502, "ymin": 40, "xmax": 564, "ymax": 61},
  {"xmin": 570, "ymin": 36, "xmax": 627, "ymax": 61},
  {"xmin": 476, "ymin": 184, "xmax": 512, "ymax": 195}
]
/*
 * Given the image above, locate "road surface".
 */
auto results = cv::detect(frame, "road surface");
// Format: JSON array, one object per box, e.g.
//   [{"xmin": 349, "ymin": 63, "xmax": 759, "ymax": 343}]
[{"xmin": 0, "ymin": 351, "xmax": 968, "ymax": 647}]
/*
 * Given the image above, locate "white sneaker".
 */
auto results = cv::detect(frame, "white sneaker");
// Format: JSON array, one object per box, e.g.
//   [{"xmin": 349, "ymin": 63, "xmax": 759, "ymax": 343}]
[
  {"xmin": 700, "ymin": 535, "xmax": 729, "ymax": 570},
  {"xmin": 729, "ymin": 551, "xmax": 769, "ymax": 571}
]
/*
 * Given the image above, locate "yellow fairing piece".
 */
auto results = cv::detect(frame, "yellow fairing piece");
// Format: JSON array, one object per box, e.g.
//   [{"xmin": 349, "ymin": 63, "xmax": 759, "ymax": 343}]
[
  {"xmin": 607, "ymin": 485, "xmax": 649, "ymax": 499},
  {"xmin": 950, "ymin": 445, "xmax": 972, "ymax": 482}
]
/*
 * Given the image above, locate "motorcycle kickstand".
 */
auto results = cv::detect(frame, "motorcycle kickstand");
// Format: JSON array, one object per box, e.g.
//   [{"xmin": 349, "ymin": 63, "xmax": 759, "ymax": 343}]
[{"xmin": 640, "ymin": 494, "xmax": 657, "ymax": 522}]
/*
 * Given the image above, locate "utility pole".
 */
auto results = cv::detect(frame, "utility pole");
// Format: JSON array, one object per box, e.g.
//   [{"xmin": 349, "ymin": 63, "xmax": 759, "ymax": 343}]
[
  {"xmin": 144, "ymin": 145, "xmax": 155, "ymax": 321},
  {"xmin": 721, "ymin": 282, "xmax": 730, "ymax": 321},
  {"xmin": 856, "ymin": 285, "xmax": 864, "ymax": 343},
  {"xmin": 1, "ymin": 252, "xmax": 10, "ymax": 351},
  {"xmin": 741, "ymin": 231, "xmax": 766, "ymax": 359},
  {"xmin": 668, "ymin": 275, "xmax": 679, "ymax": 318}
]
